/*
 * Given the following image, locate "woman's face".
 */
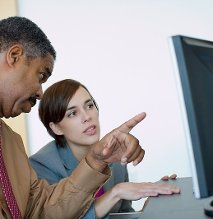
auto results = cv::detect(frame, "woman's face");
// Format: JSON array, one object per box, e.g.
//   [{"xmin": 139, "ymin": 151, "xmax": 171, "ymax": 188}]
[{"xmin": 52, "ymin": 86, "xmax": 100, "ymax": 147}]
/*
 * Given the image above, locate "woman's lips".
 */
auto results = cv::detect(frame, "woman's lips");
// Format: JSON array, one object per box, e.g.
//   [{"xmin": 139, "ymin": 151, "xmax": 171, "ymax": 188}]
[{"xmin": 83, "ymin": 125, "xmax": 96, "ymax": 135}]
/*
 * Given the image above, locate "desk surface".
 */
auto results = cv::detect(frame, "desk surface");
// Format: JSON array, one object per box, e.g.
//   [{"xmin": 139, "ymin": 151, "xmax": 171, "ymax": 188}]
[{"xmin": 109, "ymin": 177, "xmax": 213, "ymax": 219}]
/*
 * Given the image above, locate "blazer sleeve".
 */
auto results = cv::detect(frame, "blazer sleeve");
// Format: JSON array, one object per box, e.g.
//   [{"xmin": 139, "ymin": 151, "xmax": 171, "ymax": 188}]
[
  {"xmin": 30, "ymin": 156, "xmax": 99, "ymax": 219},
  {"xmin": 25, "ymin": 158, "xmax": 110, "ymax": 219}
]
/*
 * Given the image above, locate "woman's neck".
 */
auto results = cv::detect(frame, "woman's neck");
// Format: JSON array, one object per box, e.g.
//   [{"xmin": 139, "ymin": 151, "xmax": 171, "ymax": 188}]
[{"xmin": 67, "ymin": 143, "xmax": 90, "ymax": 161}]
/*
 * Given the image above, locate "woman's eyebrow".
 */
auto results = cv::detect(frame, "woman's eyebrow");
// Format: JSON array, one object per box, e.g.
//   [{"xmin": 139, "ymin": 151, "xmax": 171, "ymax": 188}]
[
  {"xmin": 66, "ymin": 98, "xmax": 92, "ymax": 111},
  {"xmin": 66, "ymin": 106, "xmax": 75, "ymax": 111},
  {"xmin": 85, "ymin": 99, "xmax": 92, "ymax": 104}
]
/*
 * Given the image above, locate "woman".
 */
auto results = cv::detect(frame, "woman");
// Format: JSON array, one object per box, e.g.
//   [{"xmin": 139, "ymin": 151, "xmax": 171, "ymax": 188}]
[{"xmin": 29, "ymin": 79, "xmax": 179, "ymax": 219}]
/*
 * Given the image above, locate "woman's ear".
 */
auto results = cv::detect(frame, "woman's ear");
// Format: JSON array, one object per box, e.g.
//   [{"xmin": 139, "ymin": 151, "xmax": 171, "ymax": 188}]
[
  {"xmin": 49, "ymin": 122, "xmax": 64, "ymax": 135},
  {"xmin": 6, "ymin": 44, "xmax": 23, "ymax": 67}
]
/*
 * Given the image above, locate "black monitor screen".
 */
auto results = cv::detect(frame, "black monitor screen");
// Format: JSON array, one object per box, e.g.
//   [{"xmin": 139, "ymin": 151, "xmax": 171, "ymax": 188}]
[{"xmin": 170, "ymin": 35, "xmax": 213, "ymax": 198}]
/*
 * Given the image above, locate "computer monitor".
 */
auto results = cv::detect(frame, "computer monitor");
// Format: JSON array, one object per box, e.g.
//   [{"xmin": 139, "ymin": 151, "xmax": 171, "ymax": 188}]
[{"xmin": 169, "ymin": 35, "xmax": 213, "ymax": 200}]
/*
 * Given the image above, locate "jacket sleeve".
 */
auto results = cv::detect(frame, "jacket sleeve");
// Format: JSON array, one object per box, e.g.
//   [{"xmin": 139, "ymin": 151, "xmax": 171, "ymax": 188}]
[
  {"xmin": 30, "ymin": 158, "xmax": 107, "ymax": 219},
  {"xmin": 25, "ymin": 158, "xmax": 110, "ymax": 219}
]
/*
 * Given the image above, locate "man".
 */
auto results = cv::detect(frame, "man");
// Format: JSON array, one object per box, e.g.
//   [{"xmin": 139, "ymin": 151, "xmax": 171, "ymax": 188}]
[{"xmin": 0, "ymin": 16, "xmax": 146, "ymax": 218}]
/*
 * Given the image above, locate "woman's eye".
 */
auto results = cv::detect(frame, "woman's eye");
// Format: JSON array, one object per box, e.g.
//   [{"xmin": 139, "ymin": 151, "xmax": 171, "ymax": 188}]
[
  {"xmin": 68, "ymin": 111, "xmax": 76, "ymax": 117},
  {"xmin": 88, "ymin": 103, "xmax": 94, "ymax": 109}
]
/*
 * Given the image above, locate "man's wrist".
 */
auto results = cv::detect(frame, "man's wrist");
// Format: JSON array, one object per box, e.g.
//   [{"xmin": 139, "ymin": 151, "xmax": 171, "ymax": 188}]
[{"xmin": 85, "ymin": 153, "xmax": 108, "ymax": 173}]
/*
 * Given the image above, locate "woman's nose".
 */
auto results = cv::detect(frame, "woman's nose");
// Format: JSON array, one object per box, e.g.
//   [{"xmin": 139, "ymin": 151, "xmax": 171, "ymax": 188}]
[{"xmin": 82, "ymin": 111, "xmax": 91, "ymax": 123}]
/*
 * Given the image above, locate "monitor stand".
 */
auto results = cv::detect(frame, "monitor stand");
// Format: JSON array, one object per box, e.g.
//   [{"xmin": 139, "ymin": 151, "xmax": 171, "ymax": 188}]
[{"xmin": 204, "ymin": 200, "xmax": 213, "ymax": 217}]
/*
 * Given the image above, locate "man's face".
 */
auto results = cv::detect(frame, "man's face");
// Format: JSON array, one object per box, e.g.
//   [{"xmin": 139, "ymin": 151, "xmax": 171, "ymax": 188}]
[{"xmin": 1, "ymin": 53, "xmax": 54, "ymax": 118}]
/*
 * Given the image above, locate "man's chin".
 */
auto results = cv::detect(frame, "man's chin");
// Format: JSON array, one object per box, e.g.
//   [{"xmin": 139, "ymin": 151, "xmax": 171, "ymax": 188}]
[
  {"xmin": 8, "ymin": 104, "xmax": 33, "ymax": 118},
  {"xmin": 2, "ymin": 110, "xmax": 19, "ymax": 118},
  {"xmin": 11, "ymin": 108, "xmax": 31, "ymax": 118},
  {"xmin": 11, "ymin": 111, "xmax": 22, "ymax": 118}
]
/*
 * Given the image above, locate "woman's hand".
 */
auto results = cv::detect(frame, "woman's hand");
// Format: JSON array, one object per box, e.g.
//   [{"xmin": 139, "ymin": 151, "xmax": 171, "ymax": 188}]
[
  {"xmin": 113, "ymin": 181, "xmax": 180, "ymax": 201},
  {"xmin": 94, "ymin": 179, "xmax": 180, "ymax": 218},
  {"xmin": 161, "ymin": 174, "xmax": 177, "ymax": 181}
]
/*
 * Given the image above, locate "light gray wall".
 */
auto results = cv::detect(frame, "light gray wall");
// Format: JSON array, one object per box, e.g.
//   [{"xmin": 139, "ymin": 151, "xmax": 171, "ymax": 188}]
[{"xmin": 17, "ymin": 0, "xmax": 213, "ymax": 210}]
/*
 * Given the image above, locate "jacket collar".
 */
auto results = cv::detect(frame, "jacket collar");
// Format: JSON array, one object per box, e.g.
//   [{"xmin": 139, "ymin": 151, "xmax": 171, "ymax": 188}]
[{"xmin": 58, "ymin": 144, "xmax": 79, "ymax": 172}]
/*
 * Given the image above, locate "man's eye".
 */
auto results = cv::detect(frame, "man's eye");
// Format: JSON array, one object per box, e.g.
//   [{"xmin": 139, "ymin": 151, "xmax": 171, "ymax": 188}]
[
  {"xmin": 39, "ymin": 72, "xmax": 47, "ymax": 83},
  {"xmin": 39, "ymin": 73, "xmax": 44, "ymax": 79}
]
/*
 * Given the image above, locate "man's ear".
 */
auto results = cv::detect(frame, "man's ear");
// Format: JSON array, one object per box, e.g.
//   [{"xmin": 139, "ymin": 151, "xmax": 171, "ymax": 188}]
[
  {"xmin": 6, "ymin": 44, "xmax": 23, "ymax": 67},
  {"xmin": 49, "ymin": 122, "xmax": 64, "ymax": 135}
]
